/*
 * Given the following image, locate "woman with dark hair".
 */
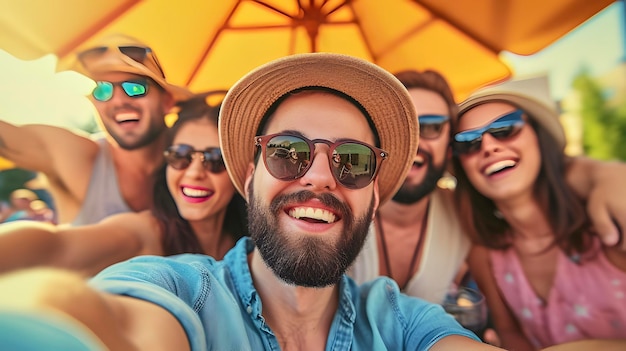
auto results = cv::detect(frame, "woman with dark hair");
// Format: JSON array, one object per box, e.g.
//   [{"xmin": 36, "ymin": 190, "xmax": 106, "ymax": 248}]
[
  {"xmin": 0, "ymin": 91, "xmax": 248, "ymax": 275},
  {"xmin": 451, "ymin": 88, "xmax": 626, "ymax": 350}
]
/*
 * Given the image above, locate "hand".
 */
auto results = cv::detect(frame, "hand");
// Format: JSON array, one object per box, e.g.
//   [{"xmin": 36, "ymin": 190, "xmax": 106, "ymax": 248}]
[
  {"xmin": 584, "ymin": 161, "xmax": 626, "ymax": 251},
  {"xmin": 566, "ymin": 157, "xmax": 625, "ymax": 251}
]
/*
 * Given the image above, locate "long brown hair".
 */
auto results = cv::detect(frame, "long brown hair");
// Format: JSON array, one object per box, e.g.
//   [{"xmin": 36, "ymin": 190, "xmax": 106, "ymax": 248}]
[
  {"xmin": 451, "ymin": 108, "xmax": 590, "ymax": 255},
  {"xmin": 151, "ymin": 91, "xmax": 248, "ymax": 255}
]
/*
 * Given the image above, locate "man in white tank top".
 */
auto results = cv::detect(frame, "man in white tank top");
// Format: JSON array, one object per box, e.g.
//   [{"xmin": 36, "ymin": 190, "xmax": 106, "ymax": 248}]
[{"xmin": 0, "ymin": 34, "xmax": 192, "ymax": 225}]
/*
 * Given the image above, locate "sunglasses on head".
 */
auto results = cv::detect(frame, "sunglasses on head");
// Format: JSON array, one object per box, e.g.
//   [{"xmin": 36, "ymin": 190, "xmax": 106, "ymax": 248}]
[
  {"xmin": 452, "ymin": 109, "xmax": 526, "ymax": 155},
  {"xmin": 164, "ymin": 144, "xmax": 226, "ymax": 174},
  {"xmin": 419, "ymin": 115, "xmax": 450, "ymax": 139},
  {"xmin": 78, "ymin": 45, "xmax": 166, "ymax": 78},
  {"xmin": 255, "ymin": 133, "xmax": 388, "ymax": 189},
  {"xmin": 92, "ymin": 79, "xmax": 150, "ymax": 102}
]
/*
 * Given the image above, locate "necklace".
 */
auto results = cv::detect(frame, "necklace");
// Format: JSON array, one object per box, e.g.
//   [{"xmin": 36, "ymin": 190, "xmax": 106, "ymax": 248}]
[{"xmin": 376, "ymin": 203, "xmax": 430, "ymax": 290}]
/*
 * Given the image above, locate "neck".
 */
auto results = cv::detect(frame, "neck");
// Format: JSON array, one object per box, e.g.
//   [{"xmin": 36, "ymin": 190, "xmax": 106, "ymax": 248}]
[
  {"xmin": 250, "ymin": 249, "xmax": 337, "ymax": 349},
  {"xmin": 190, "ymin": 209, "xmax": 233, "ymax": 260},
  {"xmin": 496, "ymin": 197, "xmax": 551, "ymax": 240},
  {"xmin": 378, "ymin": 194, "xmax": 431, "ymax": 226},
  {"xmin": 108, "ymin": 135, "xmax": 167, "ymax": 174}
]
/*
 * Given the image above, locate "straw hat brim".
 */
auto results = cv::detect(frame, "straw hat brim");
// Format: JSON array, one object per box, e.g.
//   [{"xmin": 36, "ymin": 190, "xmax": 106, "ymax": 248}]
[{"xmin": 219, "ymin": 53, "xmax": 418, "ymax": 205}]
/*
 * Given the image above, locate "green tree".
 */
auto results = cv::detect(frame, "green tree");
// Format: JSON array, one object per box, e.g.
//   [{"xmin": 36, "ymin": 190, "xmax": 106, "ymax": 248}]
[{"xmin": 572, "ymin": 71, "xmax": 626, "ymax": 161}]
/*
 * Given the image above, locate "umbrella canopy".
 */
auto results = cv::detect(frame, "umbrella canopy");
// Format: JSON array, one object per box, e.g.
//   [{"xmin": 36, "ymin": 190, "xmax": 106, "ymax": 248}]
[{"xmin": 0, "ymin": 0, "xmax": 615, "ymax": 100}]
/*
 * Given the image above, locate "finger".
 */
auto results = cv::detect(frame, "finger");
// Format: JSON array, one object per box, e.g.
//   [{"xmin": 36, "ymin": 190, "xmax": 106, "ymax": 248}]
[
  {"xmin": 482, "ymin": 328, "xmax": 501, "ymax": 347},
  {"xmin": 587, "ymin": 202, "xmax": 620, "ymax": 247}
]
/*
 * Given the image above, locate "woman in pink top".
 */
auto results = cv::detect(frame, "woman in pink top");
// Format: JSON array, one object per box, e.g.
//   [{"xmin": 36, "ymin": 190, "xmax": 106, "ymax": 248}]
[{"xmin": 450, "ymin": 88, "xmax": 626, "ymax": 350}]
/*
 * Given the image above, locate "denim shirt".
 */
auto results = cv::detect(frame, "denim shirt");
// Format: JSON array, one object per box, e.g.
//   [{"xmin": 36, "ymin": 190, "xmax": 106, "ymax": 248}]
[{"xmin": 91, "ymin": 238, "xmax": 478, "ymax": 350}]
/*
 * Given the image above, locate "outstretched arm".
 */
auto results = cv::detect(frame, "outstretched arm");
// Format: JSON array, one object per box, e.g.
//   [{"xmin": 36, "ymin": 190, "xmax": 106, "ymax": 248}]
[
  {"xmin": 565, "ymin": 156, "xmax": 626, "ymax": 250},
  {"xmin": 0, "ymin": 268, "xmax": 189, "ymax": 350},
  {"xmin": 0, "ymin": 211, "xmax": 162, "ymax": 276}
]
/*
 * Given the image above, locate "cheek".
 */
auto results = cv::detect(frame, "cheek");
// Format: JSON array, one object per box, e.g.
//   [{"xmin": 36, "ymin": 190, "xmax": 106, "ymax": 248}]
[
  {"xmin": 166, "ymin": 167, "xmax": 181, "ymax": 194},
  {"xmin": 459, "ymin": 155, "xmax": 484, "ymax": 185}
]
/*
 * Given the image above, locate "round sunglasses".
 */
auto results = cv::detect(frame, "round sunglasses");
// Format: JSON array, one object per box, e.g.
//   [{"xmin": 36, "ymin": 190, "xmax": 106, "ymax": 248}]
[
  {"xmin": 164, "ymin": 144, "xmax": 226, "ymax": 174},
  {"xmin": 255, "ymin": 133, "xmax": 387, "ymax": 189},
  {"xmin": 419, "ymin": 115, "xmax": 450, "ymax": 139},
  {"xmin": 452, "ymin": 110, "xmax": 526, "ymax": 155},
  {"xmin": 92, "ymin": 79, "xmax": 150, "ymax": 102}
]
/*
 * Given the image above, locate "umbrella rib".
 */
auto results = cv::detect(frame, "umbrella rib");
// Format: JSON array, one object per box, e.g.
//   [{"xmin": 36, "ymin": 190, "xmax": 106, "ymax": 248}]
[
  {"xmin": 186, "ymin": 1, "xmax": 243, "ymax": 87},
  {"xmin": 58, "ymin": 0, "xmax": 142, "ymax": 57},
  {"xmin": 411, "ymin": 0, "xmax": 500, "ymax": 54}
]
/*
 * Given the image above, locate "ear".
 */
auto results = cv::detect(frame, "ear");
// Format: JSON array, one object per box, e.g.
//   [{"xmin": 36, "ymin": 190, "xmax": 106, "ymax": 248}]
[
  {"xmin": 243, "ymin": 163, "xmax": 256, "ymax": 203},
  {"xmin": 162, "ymin": 91, "xmax": 176, "ymax": 113},
  {"xmin": 371, "ymin": 178, "xmax": 381, "ymax": 218}
]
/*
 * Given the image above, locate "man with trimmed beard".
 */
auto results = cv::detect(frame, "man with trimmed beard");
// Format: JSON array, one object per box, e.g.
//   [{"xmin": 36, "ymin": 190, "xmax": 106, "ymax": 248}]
[
  {"xmin": 0, "ymin": 34, "xmax": 192, "ymax": 225},
  {"xmin": 0, "ymin": 54, "xmax": 503, "ymax": 350},
  {"xmin": 349, "ymin": 70, "xmax": 470, "ymax": 304}
]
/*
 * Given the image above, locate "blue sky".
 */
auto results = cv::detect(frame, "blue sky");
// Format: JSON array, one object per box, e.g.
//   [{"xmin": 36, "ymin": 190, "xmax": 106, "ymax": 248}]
[{"xmin": 501, "ymin": 0, "xmax": 625, "ymax": 100}]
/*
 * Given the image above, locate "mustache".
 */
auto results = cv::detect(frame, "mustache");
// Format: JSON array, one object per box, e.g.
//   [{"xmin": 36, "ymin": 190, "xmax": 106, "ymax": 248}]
[{"xmin": 414, "ymin": 148, "xmax": 433, "ymax": 166}]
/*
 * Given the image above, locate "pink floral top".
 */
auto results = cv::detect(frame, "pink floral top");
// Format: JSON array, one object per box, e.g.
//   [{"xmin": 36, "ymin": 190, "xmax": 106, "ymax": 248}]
[{"xmin": 490, "ymin": 239, "xmax": 626, "ymax": 348}]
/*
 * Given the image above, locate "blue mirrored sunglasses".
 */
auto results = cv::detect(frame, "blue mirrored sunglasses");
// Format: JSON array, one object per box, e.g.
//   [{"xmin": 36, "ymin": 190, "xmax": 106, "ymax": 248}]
[
  {"xmin": 452, "ymin": 110, "xmax": 526, "ymax": 155},
  {"xmin": 92, "ymin": 79, "xmax": 149, "ymax": 102},
  {"xmin": 419, "ymin": 115, "xmax": 450, "ymax": 139}
]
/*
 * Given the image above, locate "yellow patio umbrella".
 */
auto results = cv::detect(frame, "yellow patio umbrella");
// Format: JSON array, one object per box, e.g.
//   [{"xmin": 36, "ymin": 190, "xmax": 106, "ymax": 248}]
[{"xmin": 0, "ymin": 0, "xmax": 616, "ymax": 100}]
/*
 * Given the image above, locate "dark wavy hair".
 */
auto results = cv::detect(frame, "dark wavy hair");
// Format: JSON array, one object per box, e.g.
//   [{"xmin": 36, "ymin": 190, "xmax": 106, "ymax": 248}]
[
  {"xmin": 394, "ymin": 69, "xmax": 458, "ymax": 132},
  {"xmin": 151, "ymin": 90, "xmax": 248, "ymax": 256},
  {"xmin": 451, "ymin": 109, "xmax": 590, "ymax": 256}
]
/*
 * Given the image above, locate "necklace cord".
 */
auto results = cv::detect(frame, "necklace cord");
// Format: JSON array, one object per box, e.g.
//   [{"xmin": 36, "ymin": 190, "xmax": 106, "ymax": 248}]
[{"xmin": 376, "ymin": 203, "xmax": 430, "ymax": 290}]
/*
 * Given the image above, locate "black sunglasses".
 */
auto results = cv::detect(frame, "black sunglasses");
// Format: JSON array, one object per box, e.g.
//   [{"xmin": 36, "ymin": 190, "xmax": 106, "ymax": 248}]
[
  {"xmin": 419, "ymin": 115, "xmax": 450, "ymax": 139},
  {"xmin": 92, "ymin": 79, "xmax": 150, "ymax": 102},
  {"xmin": 164, "ymin": 144, "xmax": 226, "ymax": 174},
  {"xmin": 255, "ymin": 133, "xmax": 387, "ymax": 189},
  {"xmin": 452, "ymin": 110, "xmax": 526, "ymax": 155},
  {"xmin": 78, "ymin": 45, "xmax": 166, "ymax": 78}
]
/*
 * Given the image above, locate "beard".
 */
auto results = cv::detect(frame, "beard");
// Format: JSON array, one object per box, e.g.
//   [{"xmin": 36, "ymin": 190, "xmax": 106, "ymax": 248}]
[
  {"xmin": 247, "ymin": 186, "xmax": 375, "ymax": 287},
  {"xmin": 392, "ymin": 149, "xmax": 447, "ymax": 204},
  {"xmin": 100, "ymin": 105, "xmax": 166, "ymax": 150}
]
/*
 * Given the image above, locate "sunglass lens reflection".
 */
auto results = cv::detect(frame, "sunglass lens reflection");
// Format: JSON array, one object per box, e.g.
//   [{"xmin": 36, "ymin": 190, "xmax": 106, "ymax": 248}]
[
  {"xmin": 265, "ymin": 135, "xmax": 311, "ymax": 179},
  {"xmin": 419, "ymin": 115, "xmax": 449, "ymax": 139},
  {"xmin": 92, "ymin": 82, "xmax": 114, "ymax": 102},
  {"xmin": 329, "ymin": 143, "xmax": 376, "ymax": 189}
]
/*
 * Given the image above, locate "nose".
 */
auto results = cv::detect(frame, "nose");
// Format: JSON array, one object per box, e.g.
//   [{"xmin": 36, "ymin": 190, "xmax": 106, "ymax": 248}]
[
  {"xmin": 298, "ymin": 147, "xmax": 337, "ymax": 191},
  {"xmin": 479, "ymin": 133, "xmax": 503, "ymax": 155},
  {"xmin": 183, "ymin": 153, "xmax": 207, "ymax": 179}
]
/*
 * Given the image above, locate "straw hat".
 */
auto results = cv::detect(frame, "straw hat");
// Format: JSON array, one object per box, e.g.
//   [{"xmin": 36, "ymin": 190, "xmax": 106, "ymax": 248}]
[
  {"xmin": 219, "ymin": 52, "xmax": 418, "ymax": 205},
  {"xmin": 74, "ymin": 34, "xmax": 192, "ymax": 102},
  {"xmin": 458, "ymin": 89, "xmax": 566, "ymax": 150}
]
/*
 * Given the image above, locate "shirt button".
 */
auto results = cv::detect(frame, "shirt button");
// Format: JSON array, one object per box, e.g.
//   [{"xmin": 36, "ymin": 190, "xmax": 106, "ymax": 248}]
[{"xmin": 247, "ymin": 306, "xmax": 253, "ymax": 314}]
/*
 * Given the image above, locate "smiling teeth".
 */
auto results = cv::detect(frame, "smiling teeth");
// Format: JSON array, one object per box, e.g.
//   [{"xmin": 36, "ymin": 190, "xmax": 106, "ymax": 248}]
[
  {"xmin": 485, "ymin": 160, "xmax": 516, "ymax": 175},
  {"xmin": 182, "ymin": 187, "xmax": 210, "ymax": 197},
  {"xmin": 289, "ymin": 207, "xmax": 337, "ymax": 223},
  {"xmin": 115, "ymin": 112, "xmax": 140, "ymax": 123}
]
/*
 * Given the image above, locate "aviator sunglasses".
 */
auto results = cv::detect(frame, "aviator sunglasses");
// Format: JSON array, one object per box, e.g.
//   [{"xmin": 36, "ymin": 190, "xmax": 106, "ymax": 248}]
[
  {"xmin": 164, "ymin": 144, "xmax": 226, "ymax": 174},
  {"xmin": 78, "ymin": 45, "xmax": 166, "ymax": 78},
  {"xmin": 452, "ymin": 109, "xmax": 526, "ymax": 155},
  {"xmin": 92, "ymin": 79, "xmax": 150, "ymax": 102},
  {"xmin": 419, "ymin": 115, "xmax": 450, "ymax": 139},
  {"xmin": 255, "ymin": 133, "xmax": 388, "ymax": 189}
]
